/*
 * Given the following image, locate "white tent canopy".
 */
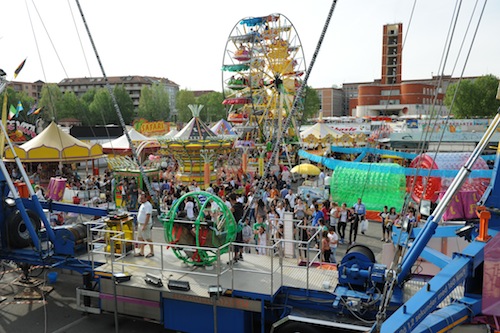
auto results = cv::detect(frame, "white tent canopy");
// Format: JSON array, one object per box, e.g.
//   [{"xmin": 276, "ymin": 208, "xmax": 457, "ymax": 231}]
[
  {"xmin": 102, "ymin": 128, "xmax": 158, "ymax": 153},
  {"xmin": 300, "ymin": 122, "xmax": 345, "ymax": 140}
]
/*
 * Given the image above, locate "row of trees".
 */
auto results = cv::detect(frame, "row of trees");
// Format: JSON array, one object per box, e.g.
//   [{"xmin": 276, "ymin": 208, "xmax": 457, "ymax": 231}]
[
  {"xmin": 0, "ymin": 82, "xmax": 321, "ymax": 126},
  {"xmin": 444, "ymin": 74, "xmax": 500, "ymax": 118},
  {"xmin": 2, "ymin": 74, "xmax": 496, "ymax": 127}
]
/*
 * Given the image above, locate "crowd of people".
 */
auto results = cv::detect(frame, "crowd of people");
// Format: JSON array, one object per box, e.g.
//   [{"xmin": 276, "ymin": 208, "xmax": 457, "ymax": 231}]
[{"xmin": 9, "ymin": 157, "xmax": 419, "ymax": 266}]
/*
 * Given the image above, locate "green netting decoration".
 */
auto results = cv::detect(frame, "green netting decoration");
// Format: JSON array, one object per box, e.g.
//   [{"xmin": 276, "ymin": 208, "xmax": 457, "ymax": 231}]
[
  {"xmin": 159, "ymin": 191, "xmax": 237, "ymax": 266},
  {"xmin": 330, "ymin": 163, "xmax": 406, "ymax": 211}
]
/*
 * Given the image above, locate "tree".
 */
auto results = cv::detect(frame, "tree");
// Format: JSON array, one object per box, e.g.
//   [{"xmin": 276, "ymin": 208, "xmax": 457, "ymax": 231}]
[
  {"xmin": 176, "ymin": 89, "xmax": 196, "ymax": 122},
  {"xmin": 444, "ymin": 74, "xmax": 500, "ymax": 118},
  {"xmin": 38, "ymin": 83, "xmax": 64, "ymax": 122},
  {"xmin": 113, "ymin": 85, "xmax": 134, "ymax": 124},
  {"xmin": 137, "ymin": 83, "xmax": 170, "ymax": 121},
  {"xmin": 0, "ymin": 86, "xmax": 36, "ymax": 122},
  {"xmin": 302, "ymin": 85, "xmax": 321, "ymax": 121},
  {"xmin": 59, "ymin": 91, "xmax": 87, "ymax": 121},
  {"xmin": 88, "ymin": 86, "xmax": 134, "ymax": 125},
  {"xmin": 196, "ymin": 91, "xmax": 225, "ymax": 122}
]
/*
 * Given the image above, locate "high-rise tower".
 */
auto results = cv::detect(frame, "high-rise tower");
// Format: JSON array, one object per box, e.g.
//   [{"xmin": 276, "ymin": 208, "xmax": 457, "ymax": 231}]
[{"xmin": 381, "ymin": 23, "xmax": 403, "ymax": 85}]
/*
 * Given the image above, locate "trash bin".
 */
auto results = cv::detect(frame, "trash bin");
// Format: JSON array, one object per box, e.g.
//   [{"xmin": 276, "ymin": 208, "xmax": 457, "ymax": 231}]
[{"xmin": 47, "ymin": 271, "xmax": 58, "ymax": 284}]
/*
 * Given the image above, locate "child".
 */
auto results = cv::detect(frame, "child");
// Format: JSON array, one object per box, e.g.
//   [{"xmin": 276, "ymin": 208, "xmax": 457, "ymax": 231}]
[
  {"xmin": 321, "ymin": 230, "xmax": 331, "ymax": 263},
  {"xmin": 328, "ymin": 227, "xmax": 338, "ymax": 264},
  {"xmin": 242, "ymin": 218, "xmax": 253, "ymax": 254},
  {"xmin": 255, "ymin": 225, "xmax": 267, "ymax": 255}
]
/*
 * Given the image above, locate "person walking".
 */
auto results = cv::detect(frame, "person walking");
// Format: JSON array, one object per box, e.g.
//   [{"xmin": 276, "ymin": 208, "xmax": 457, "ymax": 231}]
[
  {"xmin": 328, "ymin": 227, "xmax": 338, "ymax": 264},
  {"xmin": 379, "ymin": 206, "xmax": 390, "ymax": 242},
  {"xmin": 329, "ymin": 202, "xmax": 339, "ymax": 232},
  {"xmin": 321, "ymin": 231, "xmax": 331, "ymax": 263},
  {"xmin": 338, "ymin": 203, "xmax": 349, "ymax": 244},
  {"xmin": 229, "ymin": 193, "xmax": 244, "ymax": 262},
  {"xmin": 135, "ymin": 192, "xmax": 154, "ymax": 258},
  {"xmin": 128, "ymin": 179, "xmax": 139, "ymax": 210},
  {"xmin": 350, "ymin": 198, "xmax": 366, "ymax": 244}
]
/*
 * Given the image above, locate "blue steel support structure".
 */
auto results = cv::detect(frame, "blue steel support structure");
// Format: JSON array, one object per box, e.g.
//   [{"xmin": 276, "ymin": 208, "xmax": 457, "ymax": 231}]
[{"xmin": 371, "ymin": 111, "xmax": 500, "ymax": 332}]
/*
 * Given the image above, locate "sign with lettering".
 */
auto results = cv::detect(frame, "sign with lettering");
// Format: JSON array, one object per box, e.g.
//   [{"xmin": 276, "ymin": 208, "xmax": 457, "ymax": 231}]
[{"xmin": 133, "ymin": 119, "xmax": 170, "ymax": 136}]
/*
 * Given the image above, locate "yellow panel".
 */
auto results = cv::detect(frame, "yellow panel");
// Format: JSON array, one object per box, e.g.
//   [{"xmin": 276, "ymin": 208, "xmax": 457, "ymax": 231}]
[
  {"xmin": 90, "ymin": 144, "xmax": 104, "ymax": 155},
  {"xmin": 62, "ymin": 145, "xmax": 90, "ymax": 158},
  {"xmin": 4, "ymin": 146, "xmax": 27, "ymax": 159},
  {"xmin": 27, "ymin": 146, "xmax": 60, "ymax": 159}
]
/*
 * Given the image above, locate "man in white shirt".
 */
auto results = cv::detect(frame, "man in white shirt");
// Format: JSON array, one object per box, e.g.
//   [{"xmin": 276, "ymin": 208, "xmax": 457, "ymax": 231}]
[
  {"xmin": 318, "ymin": 170, "xmax": 325, "ymax": 186},
  {"xmin": 135, "ymin": 192, "xmax": 154, "ymax": 258},
  {"xmin": 185, "ymin": 197, "xmax": 195, "ymax": 220},
  {"xmin": 328, "ymin": 227, "xmax": 338, "ymax": 264},
  {"xmin": 285, "ymin": 189, "xmax": 296, "ymax": 209}
]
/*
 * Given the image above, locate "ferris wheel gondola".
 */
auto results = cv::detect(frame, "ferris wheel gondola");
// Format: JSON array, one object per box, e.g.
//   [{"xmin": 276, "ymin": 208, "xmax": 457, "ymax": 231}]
[{"xmin": 222, "ymin": 13, "xmax": 306, "ymax": 145}]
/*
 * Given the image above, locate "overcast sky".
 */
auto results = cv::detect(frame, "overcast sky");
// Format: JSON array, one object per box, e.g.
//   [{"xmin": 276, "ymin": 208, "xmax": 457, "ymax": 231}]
[{"xmin": 1, "ymin": 0, "xmax": 498, "ymax": 91}]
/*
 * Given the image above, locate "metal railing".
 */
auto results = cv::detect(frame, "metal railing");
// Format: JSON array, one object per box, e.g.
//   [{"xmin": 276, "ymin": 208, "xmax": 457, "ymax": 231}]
[{"xmin": 87, "ymin": 221, "xmax": 327, "ymax": 296}]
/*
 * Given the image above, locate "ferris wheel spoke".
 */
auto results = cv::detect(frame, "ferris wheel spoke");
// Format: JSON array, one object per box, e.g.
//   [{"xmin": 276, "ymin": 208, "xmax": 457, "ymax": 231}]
[{"xmin": 223, "ymin": 13, "xmax": 305, "ymax": 145}]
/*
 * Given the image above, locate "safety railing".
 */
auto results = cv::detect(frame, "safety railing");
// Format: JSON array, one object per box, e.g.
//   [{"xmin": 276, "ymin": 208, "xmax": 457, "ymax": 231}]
[{"xmin": 87, "ymin": 220, "xmax": 326, "ymax": 297}]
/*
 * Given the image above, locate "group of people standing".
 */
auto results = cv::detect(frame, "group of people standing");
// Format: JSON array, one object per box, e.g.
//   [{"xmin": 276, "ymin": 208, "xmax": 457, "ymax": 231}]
[
  {"xmin": 378, "ymin": 205, "xmax": 418, "ymax": 243},
  {"xmin": 294, "ymin": 197, "xmax": 367, "ymax": 264}
]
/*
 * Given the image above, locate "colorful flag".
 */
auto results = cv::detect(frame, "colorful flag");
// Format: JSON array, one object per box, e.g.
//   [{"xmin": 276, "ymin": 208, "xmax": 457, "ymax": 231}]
[
  {"xmin": 33, "ymin": 106, "xmax": 43, "ymax": 115},
  {"xmin": 8, "ymin": 104, "xmax": 17, "ymax": 120},
  {"xmin": 16, "ymin": 101, "xmax": 23, "ymax": 116},
  {"xmin": 27, "ymin": 102, "xmax": 38, "ymax": 116},
  {"xmin": 14, "ymin": 58, "xmax": 27, "ymax": 79}
]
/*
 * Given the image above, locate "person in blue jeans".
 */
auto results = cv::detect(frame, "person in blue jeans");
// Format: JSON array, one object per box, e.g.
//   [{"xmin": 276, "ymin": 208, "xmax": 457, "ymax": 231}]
[
  {"xmin": 328, "ymin": 227, "xmax": 338, "ymax": 264},
  {"xmin": 350, "ymin": 197, "xmax": 366, "ymax": 244}
]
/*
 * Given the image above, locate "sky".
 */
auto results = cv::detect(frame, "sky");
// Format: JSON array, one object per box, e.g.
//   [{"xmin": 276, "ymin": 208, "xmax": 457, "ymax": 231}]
[{"xmin": 1, "ymin": 0, "xmax": 499, "ymax": 92}]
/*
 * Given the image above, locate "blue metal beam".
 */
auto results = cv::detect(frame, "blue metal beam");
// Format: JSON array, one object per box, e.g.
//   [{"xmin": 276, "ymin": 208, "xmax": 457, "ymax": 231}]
[
  {"xmin": 381, "ymin": 255, "xmax": 472, "ymax": 333},
  {"xmin": 411, "ymin": 296, "xmax": 481, "ymax": 333},
  {"xmin": 420, "ymin": 246, "xmax": 452, "ymax": 269}
]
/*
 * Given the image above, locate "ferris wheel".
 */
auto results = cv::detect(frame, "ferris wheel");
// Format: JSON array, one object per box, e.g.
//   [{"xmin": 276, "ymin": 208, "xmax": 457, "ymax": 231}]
[{"xmin": 222, "ymin": 13, "xmax": 306, "ymax": 145}]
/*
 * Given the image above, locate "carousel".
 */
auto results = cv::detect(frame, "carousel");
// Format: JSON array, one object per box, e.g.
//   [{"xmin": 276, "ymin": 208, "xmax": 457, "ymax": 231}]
[
  {"xmin": 158, "ymin": 105, "xmax": 235, "ymax": 187},
  {"xmin": 3, "ymin": 121, "xmax": 104, "ymax": 199}
]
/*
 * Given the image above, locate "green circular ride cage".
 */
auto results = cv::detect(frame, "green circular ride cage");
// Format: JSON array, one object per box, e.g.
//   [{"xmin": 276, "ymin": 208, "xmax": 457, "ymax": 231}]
[{"xmin": 159, "ymin": 191, "xmax": 238, "ymax": 266}]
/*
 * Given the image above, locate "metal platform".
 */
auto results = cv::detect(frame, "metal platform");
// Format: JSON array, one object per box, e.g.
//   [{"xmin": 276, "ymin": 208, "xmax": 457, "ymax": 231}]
[{"xmin": 94, "ymin": 243, "xmax": 339, "ymax": 300}]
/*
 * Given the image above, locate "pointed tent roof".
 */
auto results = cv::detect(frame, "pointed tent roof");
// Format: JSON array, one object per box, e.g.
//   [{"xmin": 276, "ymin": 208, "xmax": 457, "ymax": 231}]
[
  {"xmin": 102, "ymin": 128, "xmax": 160, "ymax": 154},
  {"xmin": 102, "ymin": 128, "xmax": 158, "ymax": 152},
  {"xmin": 173, "ymin": 117, "xmax": 217, "ymax": 140},
  {"xmin": 4, "ymin": 121, "xmax": 104, "ymax": 162},
  {"xmin": 164, "ymin": 128, "xmax": 179, "ymax": 138},
  {"xmin": 210, "ymin": 119, "xmax": 237, "ymax": 136},
  {"xmin": 300, "ymin": 122, "xmax": 345, "ymax": 140}
]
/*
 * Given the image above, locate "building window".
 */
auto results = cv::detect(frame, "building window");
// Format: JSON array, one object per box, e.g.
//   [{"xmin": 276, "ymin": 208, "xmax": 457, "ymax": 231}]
[{"xmin": 381, "ymin": 89, "xmax": 400, "ymax": 96}]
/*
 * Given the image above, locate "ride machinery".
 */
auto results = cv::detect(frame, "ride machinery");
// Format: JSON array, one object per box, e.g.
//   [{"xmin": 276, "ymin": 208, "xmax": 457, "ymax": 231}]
[
  {"xmin": 320, "ymin": 109, "xmax": 500, "ymax": 332},
  {"xmin": 158, "ymin": 105, "xmax": 234, "ymax": 187},
  {"xmin": 0, "ymin": 73, "xmax": 108, "ymax": 276},
  {"xmin": 222, "ymin": 14, "xmax": 306, "ymax": 153}
]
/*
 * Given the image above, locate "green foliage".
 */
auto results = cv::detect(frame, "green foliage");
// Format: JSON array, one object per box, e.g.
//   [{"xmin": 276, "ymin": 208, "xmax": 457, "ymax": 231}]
[
  {"xmin": 39, "ymin": 83, "xmax": 64, "ymax": 121},
  {"xmin": 137, "ymin": 83, "xmax": 170, "ymax": 121},
  {"xmin": 196, "ymin": 91, "xmax": 225, "ymax": 122},
  {"xmin": 444, "ymin": 74, "xmax": 500, "ymax": 118},
  {"xmin": 175, "ymin": 89, "xmax": 196, "ymax": 122},
  {"xmin": 113, "ymin": 85, "xmax": 135, "ymax": 124},
  {"xmin": 303, "ymin": 85, "xmax": 320, "ymax": 121},
  {"xmin": 0, "ymin": 86, "xmax": 36, "ymax": 123},
  {"xmin": 87, "ymin": 86, "xmax": 134, "ymax": 125}
]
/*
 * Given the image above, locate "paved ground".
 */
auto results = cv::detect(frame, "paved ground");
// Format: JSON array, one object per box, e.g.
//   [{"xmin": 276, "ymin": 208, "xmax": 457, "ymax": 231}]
[{"xmin": 0, "ymin": 216, "xmax": 385, "ymax": 333}]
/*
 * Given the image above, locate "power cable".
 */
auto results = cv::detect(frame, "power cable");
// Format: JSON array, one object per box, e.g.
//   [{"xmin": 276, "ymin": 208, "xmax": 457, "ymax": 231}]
[
  {"xmin": 375, "ymin": 3, "xmax": 489, "ymax": 330},
  {"xmin": 74, "ymin": 0, "xmax": 157, "ymax": 206},
  {"xmin": 241, "ymin": 1, "xmax": 338, "ymax": 222}
]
